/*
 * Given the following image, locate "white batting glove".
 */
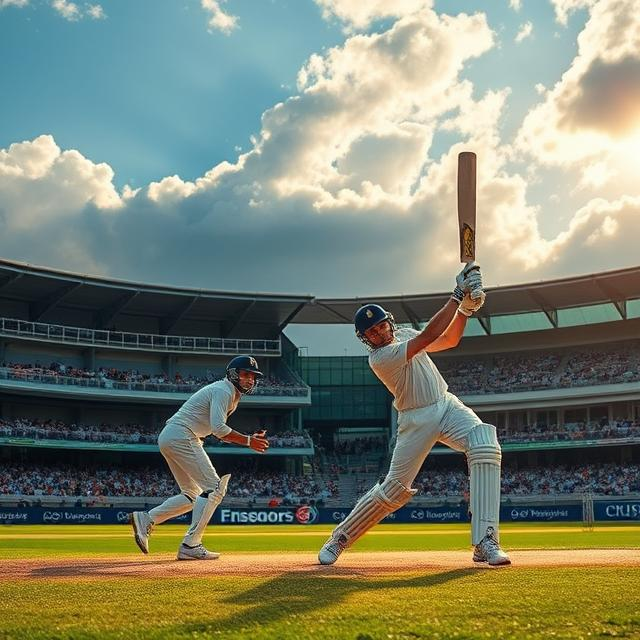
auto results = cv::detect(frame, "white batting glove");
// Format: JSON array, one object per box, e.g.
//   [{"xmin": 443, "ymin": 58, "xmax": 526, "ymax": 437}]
[
  {"xmin": 458, "ymin": 290, "xmax": 486, "ymax": 316},
  {"xmin": 453, "ymin": 262, "xmax": 480, "ymax": 302}
]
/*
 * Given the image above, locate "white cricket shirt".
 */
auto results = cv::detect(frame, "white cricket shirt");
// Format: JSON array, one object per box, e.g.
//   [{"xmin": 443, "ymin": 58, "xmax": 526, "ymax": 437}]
[
  {"xmin": 166, "ymin": 378, "xmax": 239, "ymax": 438},
  {"xmin": 368, "ymin": 327, "xmax": 448, "ymax": 412}
]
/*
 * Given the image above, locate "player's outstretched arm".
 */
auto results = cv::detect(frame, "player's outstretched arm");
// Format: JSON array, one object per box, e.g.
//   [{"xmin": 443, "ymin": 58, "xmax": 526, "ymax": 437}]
[
  {"xmin": 406, "ymin": 298, "xmax": 459, "ymax": 360},
  {"xmin": 425, "ymin": 309, "xmax": 468, "ymax": 353},
  {"xmin": 220, "ymin": 429, "xmax": 269, "ymax": 453}
]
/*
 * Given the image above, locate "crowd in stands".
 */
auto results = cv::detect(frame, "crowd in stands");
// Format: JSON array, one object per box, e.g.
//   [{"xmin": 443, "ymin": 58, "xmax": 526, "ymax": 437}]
[
  {"xmin": 499, "ymin": 419, "xmax": 640, "ymax": 444},
  {"xmin": 226, "ymin": 472, "xmax": 330, "ymax": 504},
  {"xmin": 0, "ymin": 464, "xmax": 176, "ymax": 499},
  {"xmin": 433, "ymin": 340, "xmax": 640, "ymax": 395},
  {"xmin": 0, "ymin": 464, "xmax": 333, "ymax": 503},
  {"xmin": 2, "ymin": 416, "xmax": 638, "ymax": 450},
  {"xmin": 437, "ymin": 360, "xmax": 486, "ymax": 395},
  {"xmin": 485, "ymin": 353, "xmax": 562, "ymax": 392},
  {"xmin": 0, "ymin": 361, "xmax": 309, "ymax": 396},
  {"xmin": 557, "ymin": 344, "xmax": 640, "ymax": 388},
  {"xmin": 0, "ymin": 418, "xmax": 314, "ymax": 448},
  {"xmin": 412, "ymin": 462, "xmax": 640, "ymax": 497},
  {"xmin": 2, "ymin": 341, "xmax": 640, "ymax": 398},
  {"xmin": 2, "ymin": 462, "xmax": 639, "ymax": 500}
]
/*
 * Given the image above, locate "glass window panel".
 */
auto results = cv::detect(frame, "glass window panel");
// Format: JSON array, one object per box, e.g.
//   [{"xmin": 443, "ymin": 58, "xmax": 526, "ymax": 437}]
[
  {"xmin": 462, "ymin": 319, "xmax": 486, "ymax": 336},
  {"xmin": 627, "ymin": 298, "xmax": 640, "ymax": 319},
  {"xmin": 491, "ymin": 312, "xmax": 552, "ymax": 334},
  {"xmin": 558, "ymin": 303, "xmax": 621, "ymax": 327}
]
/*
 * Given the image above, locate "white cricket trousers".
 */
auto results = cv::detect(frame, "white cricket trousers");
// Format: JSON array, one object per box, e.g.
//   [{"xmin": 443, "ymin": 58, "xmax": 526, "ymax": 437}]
[
  {"xmin": 387, "ymin": 392, "xmax": 484, "ymax": 487},
  {"xmin": 157, "ymin": 421, "xmax": 221, "ymax": 500}
]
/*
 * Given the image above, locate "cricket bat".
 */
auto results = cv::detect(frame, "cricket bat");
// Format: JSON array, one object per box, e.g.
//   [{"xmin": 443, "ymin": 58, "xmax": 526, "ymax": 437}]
[{"xmin": 457, "ymin": 151, "xmax": 476, "ymax": 264}]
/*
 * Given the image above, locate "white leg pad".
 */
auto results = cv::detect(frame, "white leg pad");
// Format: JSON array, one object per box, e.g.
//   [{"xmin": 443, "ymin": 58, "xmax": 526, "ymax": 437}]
[
  {"xmin": 182, "ymin": 474, "xmax": 230, "ymax": 547},
  {"xmin": 467, "ymin": 424, "xmax": 502, "ymax": 545},
  {"xmin": 334, "ymin": 477, "xmax": 417, "ymax": 547},
  {"xmin": 148, "ymin": 493, "xmax": 194, "ymax": 525}
]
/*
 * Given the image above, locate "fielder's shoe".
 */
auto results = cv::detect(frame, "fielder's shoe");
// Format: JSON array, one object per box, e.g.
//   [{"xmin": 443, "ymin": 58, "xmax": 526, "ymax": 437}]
[
  {"xmin": 318, "ymin": 533, "xmax": 348, "ymax": 565},
  {"xmin": 177, "ymin": 543, "xmax": 220, "ymax": 561},
  {"xmin": 130, "ymin": 511, "xmax": 154, "ymax": 555},
  {"xmin": 473, "ymin": 527, "xmax": 511, "ymax": 566}
]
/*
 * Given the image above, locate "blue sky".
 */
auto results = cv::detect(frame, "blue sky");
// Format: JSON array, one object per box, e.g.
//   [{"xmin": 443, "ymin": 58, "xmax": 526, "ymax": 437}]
[
  {"xmin": 1, "ymin": 0, "xmax": 639, "ymax": 353},
  {"xmin": 0, "ymin": 0, "xmax": 344, "ymax": 187}
]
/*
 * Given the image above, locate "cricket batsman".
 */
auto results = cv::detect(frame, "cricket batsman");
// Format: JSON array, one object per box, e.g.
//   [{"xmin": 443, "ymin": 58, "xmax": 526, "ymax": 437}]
[
  {"xmin": 130, "ymin": 355, "xmax": 269, "ymax": 560},
  {"xmin": 318, "ymin": 264, "xmax": 511, "ymax": 566}
]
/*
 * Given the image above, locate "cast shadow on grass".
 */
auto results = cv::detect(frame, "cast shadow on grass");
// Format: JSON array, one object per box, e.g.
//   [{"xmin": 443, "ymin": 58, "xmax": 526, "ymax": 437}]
[{"xmin": 179, "ymin": 567, "xmax": 477, "ymax": 636}]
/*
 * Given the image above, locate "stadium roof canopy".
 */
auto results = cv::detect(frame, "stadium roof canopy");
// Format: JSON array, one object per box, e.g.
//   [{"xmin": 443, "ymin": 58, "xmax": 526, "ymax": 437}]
[
  {"xmin": 1, "ymin": 258, "xmax": 639, "ymax": 337},
  {"xmin": 293, "ymin": 266, "xmax": 640, "ymax": 335},
  {"xmin": 0, "ymin": 258, "xmax": 313, "ymax": 339}
]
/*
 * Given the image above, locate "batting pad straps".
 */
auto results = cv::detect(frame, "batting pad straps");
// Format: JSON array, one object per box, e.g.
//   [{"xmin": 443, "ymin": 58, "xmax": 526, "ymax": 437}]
[
  {"xmin": 182, "ymin": 474, "xmax": 231, "ymax": 547},
  {"xmin": 467, "ymin": 424, "xmax": 502, "ymax": 545},
  {"xmin": 335, "ymin": 477, "xmax": 417, "ymax": 547}
]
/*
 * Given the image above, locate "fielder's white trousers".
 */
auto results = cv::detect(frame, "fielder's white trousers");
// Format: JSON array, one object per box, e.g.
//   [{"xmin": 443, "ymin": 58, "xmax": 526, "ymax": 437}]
[
  {"xmin": 157, "ymin": 421, "xmax": 221, "ymax": 500},
  {"xmin": 387, "ymin": 392, "xmax": 483, "ymax": 487}
]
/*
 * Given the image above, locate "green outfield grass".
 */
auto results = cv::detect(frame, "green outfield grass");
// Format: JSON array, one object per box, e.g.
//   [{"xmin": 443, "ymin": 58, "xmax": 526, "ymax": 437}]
[
  {"xmin": 1, "ymin": 522, "xmax": 639, "ymax": 640},
  {"xmin": 1, "ymin": 521, "xmax": 639, "ymax": 558}
]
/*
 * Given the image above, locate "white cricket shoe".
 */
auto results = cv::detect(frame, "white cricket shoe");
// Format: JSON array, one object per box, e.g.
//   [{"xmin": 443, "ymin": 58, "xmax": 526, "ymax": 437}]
[
  {"xmin": 130, "ymin": 511, "xmax": 154, "ymax": 555},
  {"xmin": 473, "ymin": 527, "xmax": 511, "ymax": 566},
  {"xmin": 176, "ymin": 544, "xmax": 220, "ymax": 561},
  {"xmin": 318, "ymin": 533, "xmax": 348, "ymax": 565}
]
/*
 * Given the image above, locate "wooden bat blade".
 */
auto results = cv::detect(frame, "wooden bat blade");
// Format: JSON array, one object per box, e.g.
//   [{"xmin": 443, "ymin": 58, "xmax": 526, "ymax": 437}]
[{"xmin": 457, "ymin": 151, "xmax": 476, "ymax": 263}]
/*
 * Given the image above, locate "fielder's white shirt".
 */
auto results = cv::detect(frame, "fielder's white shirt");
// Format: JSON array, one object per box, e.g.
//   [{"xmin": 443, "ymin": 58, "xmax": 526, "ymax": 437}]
[
  {"xmin": 369, "ymin": 327, "xmax": 448, "ymax": 412},
  {"xmin": 167, "ymin": 378, "xmax": 239, "ymax": 438}
]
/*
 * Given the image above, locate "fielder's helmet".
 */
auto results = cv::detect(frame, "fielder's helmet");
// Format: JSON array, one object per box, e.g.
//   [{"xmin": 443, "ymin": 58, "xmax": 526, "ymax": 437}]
[
  {"xmin": 354, "ymin": 304, "xmax": 396, "ymax": 349},
  {"xmin": 226, "ymin": 355, "xmax": 264, "ymax": 394}
]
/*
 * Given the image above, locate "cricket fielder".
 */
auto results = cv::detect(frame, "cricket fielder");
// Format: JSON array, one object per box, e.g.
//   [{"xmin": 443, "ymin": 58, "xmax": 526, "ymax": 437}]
[
  {"xmin": 130, "ymin": 355, "xmax": 269, "ymax": 560},
  {"xmin": 318, "ymin": 264, "xmax": 511, "ymax": 566}
]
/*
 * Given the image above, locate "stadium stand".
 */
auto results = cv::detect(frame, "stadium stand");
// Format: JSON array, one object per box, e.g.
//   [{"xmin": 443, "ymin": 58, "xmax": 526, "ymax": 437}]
[
  {"xmin": 2, "ymin": 462, "xmax": 638, "ymax": 504},
  {"xmin": 0, "ymin": 258, "xmax": 639, "ymax": 513},
  {"xmin": 1, "ymin": 362, "xmax": 309, "ymax": 396},
  {"xmin": 0, "ymin": 418, "xmax": 313, "ymax": 447}
]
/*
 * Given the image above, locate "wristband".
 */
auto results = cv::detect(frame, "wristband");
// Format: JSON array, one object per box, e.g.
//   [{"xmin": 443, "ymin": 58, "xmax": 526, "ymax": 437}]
[
  {"xmin": 451, "ymin": 286, "xmax": 465, "ymax": 303},
  {"xmin": 246, "ymin": 434, "xmax": 251, "ymax": 447}
]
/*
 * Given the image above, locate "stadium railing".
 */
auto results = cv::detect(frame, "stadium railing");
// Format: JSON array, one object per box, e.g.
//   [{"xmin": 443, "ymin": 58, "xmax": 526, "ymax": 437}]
[{"xmin": 0, "ymin": 317, "xmax": 281, "ymax": 355}]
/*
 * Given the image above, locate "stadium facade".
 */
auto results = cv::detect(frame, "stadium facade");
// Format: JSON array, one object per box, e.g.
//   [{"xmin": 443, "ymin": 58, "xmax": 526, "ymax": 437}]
[{"xmin": 0, "ymin": 257, "xmax": 638, "ymax": 523}]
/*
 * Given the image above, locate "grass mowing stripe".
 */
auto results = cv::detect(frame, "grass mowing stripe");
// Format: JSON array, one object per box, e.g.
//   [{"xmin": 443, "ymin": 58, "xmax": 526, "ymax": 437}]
[
  {"xmin": 0, "ymin": 523, "xmax": 638, "ymax": 559},
  {"xmin": 0, "ymin": 524, "xmax": 637, "ymax": 539}
]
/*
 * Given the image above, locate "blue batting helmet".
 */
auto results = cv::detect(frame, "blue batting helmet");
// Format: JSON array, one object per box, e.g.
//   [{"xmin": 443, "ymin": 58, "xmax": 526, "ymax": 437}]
[
  {"xmin": 354, "ymin": 304, "xmax": 396, "ymax": 349},
  {"xmin": 226, "ymin": 355, "xmax": 264, "ymax": 394}
]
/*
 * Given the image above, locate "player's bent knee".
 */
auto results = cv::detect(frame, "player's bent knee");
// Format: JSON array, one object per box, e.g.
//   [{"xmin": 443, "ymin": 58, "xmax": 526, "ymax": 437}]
[
  {"xmin": 467, "ymin": 423, "xmax": 501, "ymax": 465},
  {"xmin": 375, "ymin": 477, "xmax": 417, "ymax": 509},
  {"xmin": 200, "ymin": 474, "xmax": 231, "ymax": 501}
]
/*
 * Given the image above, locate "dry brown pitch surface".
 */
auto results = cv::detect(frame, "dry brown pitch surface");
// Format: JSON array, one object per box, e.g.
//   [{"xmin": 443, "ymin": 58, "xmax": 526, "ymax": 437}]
[{"xmin": 2, "ymin": 548, "xmax": 639, "ymax": 580}]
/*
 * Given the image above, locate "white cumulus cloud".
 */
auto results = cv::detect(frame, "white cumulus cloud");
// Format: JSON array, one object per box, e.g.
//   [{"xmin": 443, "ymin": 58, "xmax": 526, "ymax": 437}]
[
  {"xmin": 517, "ymin": 0, "xmax": 640, "ymax": 168},
  {"xmin": 1, "ymin": 5, "xmax": 638, "ymax": 296},
  {"xmin": 201, "ymin": 0, "xmax": 238, "ymax": 35},
  {"xmin": 515, "ymin": 21, "xmax": 532, "ymax": 42},
  {"xmin": 0, "ymin": 0, "xmax": 29, "ymax": 7},
  {"xmin": 314, "ymin": 0, "xmax": 432, "ymax": 31},
  {"xmin": 52, "ymin": 0, "xmax": 80, "ymax": 21},
  {"xmin": 550, "ymin": 0, "xmax": 597, "ymax": 25},
  {"xmin": 87, "ymin": 4, "xmax": 105, "ymax": 19}
]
